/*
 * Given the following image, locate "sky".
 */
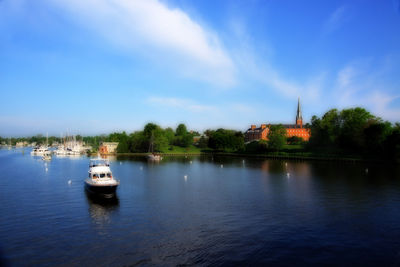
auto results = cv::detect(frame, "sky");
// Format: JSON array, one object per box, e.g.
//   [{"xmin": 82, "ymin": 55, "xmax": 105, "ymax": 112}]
[{"xmin": 1, "ymin": 0, "xmax": 400, "ymax": 136}]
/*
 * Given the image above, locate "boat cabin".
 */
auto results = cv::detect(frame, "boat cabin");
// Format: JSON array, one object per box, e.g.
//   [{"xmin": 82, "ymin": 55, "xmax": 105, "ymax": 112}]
[
  {"xmin": 89, "ymin": 159, "xmax": 110, "ymax": 168},
  {"xmin": 89, "ymin": 172, "xmax": 113, "ymax": 179}
]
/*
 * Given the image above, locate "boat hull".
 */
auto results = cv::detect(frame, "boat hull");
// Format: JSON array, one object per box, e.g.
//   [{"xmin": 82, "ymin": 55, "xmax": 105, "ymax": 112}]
[{"xmin": 84, "ymin": 181, "xmax": 118, "ymax": 198}]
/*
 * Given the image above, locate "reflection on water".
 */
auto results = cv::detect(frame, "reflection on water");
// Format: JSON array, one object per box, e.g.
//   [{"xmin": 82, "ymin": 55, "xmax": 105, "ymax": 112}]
[{"xmin": 85, "ymin": 192, "xmax": 119, "ymax": 227}]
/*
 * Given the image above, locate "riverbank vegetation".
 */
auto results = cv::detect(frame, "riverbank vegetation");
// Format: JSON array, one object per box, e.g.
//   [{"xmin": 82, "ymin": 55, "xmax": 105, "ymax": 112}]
[{"xmin": 1, "ymin": 107, "xmax": 399, "ymax": 162}]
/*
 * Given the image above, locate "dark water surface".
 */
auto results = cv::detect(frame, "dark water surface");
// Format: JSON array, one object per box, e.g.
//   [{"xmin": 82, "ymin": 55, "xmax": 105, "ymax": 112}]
[{"xmin": 1, "ymin": 149, "xmax": 400, "ymax": 266}]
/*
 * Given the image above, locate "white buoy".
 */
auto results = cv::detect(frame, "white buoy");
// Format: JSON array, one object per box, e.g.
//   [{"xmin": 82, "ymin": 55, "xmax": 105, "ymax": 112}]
[
  {"xmin": 220, "ymin": 164, "xmax": 223, "ymax": 168},
  {"xmin": 189, "ymin": 161, "xmax": 192, "ymax": 164},
  {"xmin": 45, "ymin": 167, "xmax": 48, "ymax": 172},
  {"xmin": 120, "ymin": 162, "xmax": 122, "ymax": 165},
  {"xmin": 242, "ymin": 159, "xmax": 245, "ymax": 163},
  {"xmin": 287, "ymin": 173, "xmax": 290, "ymax": 178},
  {"xmin": 184, "ymin": 175, "xmax": 188, "ymax": 180},
  {"xmin": 68, "ymin": 180, "xmax": 72, "ymax": 185},
  {"xmin": 365, "ymin": 168, "xmax": 368, "ymax": 174}
]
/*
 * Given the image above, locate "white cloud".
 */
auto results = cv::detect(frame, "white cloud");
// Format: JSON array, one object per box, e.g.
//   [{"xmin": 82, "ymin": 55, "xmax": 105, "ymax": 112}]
[
  {"xmin": 46, "ymin": 0, "xmax": 236, "ymax": 87},
  {"xmin": 323, "ymin": 6, "xmax": 348, "ymax": 34},
  {"xmin": 229, "ymin": 33, "xmax": 323, "ymax": 104},
  {"xmin": 333, "ymin": 60, "xmax": 400, "ymax": 122}
]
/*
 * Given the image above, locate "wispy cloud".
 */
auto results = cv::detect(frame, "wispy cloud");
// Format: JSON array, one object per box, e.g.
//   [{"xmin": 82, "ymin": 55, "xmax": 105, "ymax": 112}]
[
  {"xmin": 46, "ymin": 0, "xmax": 236, "ymax": 87},
  {"xmin": 333, "ymin": 59, "xmax": 400, "ymax": 121},
  {"xmin": 227, "ymin": 20, "xmax": 324, "ymax": 105},
  {"xmin": 323, "ymin": 6, "xmax": 349, "ymax": 34}
]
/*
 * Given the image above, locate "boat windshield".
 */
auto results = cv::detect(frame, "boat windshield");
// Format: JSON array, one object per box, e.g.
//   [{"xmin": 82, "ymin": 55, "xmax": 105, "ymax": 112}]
[{"xmin": 90, "ymin": 159, "xmax": 110, "ymax": 167}]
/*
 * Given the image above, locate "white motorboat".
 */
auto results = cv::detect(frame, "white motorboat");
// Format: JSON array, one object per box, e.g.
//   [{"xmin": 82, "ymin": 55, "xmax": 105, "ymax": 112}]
[
  {"xmin": 31, "ymin": 146, "xmax": 50, "ymax": 156},
  {"xmin": 84, "ymin": 159, "xmax": 119, "ymax": 198}
]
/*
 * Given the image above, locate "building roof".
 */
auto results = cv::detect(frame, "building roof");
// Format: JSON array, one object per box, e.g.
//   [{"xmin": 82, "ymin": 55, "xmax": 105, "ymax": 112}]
[
  {"xmin": 246, "ymin": 127, "xmax": 267, "ymax": 133},
  {"xmin": 246, "ymin": 124, "xmax": 309, "ymax": 131}
]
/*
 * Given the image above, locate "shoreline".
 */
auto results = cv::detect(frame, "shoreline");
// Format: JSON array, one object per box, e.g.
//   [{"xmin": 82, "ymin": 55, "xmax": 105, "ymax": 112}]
[{"xmin": 94, "ymin": 152, "xmax": 389, "ymax": 163}]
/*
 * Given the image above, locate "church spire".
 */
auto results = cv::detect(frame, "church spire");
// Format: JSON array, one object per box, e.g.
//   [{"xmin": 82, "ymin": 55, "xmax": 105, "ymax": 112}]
[{"xmin": 296, "ymin": 97, "xmax": 303, "ymax": 127}]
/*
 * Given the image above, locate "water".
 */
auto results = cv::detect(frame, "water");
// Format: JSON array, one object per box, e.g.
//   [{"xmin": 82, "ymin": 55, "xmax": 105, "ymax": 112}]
[{"xmin": 1, "ymin": 149, "xmax": 400, "ymax": 266}]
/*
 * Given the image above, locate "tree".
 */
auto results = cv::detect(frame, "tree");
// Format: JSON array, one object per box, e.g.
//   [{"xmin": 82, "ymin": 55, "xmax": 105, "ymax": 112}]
[
  {"xmin": 267, "ymin": 125, "xmax": 286, "ymax": 151},
  {"xmin": 245, "ymin": 140, "xmax": 268, "ymax": 153},
  {"xmin": 208, "ymin": 129, "xmax": 244, "ymax": 152},
  {"xmin": 143, "ymin": 123, "xmax": 168, "ymax": 151},
  {"xmin": 129, "ymin": 131, "xmax": 147, "ymax": 152},
  {"xmin": 198, "ymin": 136, "xmax": 208, "ymax": 148},
  {"xmin": 364, "ymin": 120, "xmax": 391, "ymax": 154},
  {"xmin": 174, "ymin": 123, "xmax": 193, "ymax": 147},
  {"xmin": 176, "ymin": 124, "xmax": 188, "ymax": 136},
  {"xmin": 309, "ymin": 109, "xmax": 340, "ymax": 147},
  {"xmin": 383, "ymin": 123, "xmax": 400, "ymax": 161},
  {"xmin": 338, "ymin": 107, "xmax": 374, "ymax": 150},
  {"xmin": 164, "ymin": 127, "xmax": 175, "ymax": 145},
  {"xmin": 287, "ymin": 136, "xmax": 303, "ymax": 145}
]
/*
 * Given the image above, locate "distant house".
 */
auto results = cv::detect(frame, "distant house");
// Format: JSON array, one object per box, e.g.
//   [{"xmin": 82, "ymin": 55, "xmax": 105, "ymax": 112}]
[
  {"xmin": 99, "ymin": 142, "xmax": 119, "ymax": 154},
  {"xmin": 245, "ymin": 98, "xmax": 311, "ymax": 142}
]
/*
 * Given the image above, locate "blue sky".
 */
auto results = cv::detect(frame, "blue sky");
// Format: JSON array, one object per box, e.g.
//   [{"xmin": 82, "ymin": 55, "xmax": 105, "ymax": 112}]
[{"xmin": 1, "ymin": 0, "xmax": 400, "ymax": 136}]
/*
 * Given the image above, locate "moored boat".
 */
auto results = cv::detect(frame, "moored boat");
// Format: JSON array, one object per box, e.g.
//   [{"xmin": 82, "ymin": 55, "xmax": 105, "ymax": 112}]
[
  {"xmin": 31, "ymin": 146, "xmax": 50, "ymax": 156},
  {"xmin": 42, "ymin": 151, "xmax": 52, "ymax": 161},
  {"xmin": 84, "ymin": 159, "xmax": 119, "ymax": 198},
  {"xmin": 147, "ymin": 132, "xmax": 163, "ymax": 161},
  {"xmin": 147, "ymin": 153, "xmax": 163, "ymax": 161}
]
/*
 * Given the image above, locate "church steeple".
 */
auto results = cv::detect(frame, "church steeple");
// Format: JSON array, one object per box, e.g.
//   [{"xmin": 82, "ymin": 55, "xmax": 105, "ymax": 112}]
[{"xmin": 296, "ymin": 97, "xmax": 303, "ymax": 127}]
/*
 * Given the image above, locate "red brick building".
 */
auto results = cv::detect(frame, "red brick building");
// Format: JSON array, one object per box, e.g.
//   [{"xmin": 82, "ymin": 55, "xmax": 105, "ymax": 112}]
[{"xmin": 245, "ymin": 98, "xmax": 311, "ymax": 142}]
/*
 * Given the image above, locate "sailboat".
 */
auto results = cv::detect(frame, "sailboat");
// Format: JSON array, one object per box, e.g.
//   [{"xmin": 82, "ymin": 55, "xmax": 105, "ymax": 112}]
[
  {"xmin": 42, "ymin": 133, "xmax": 52, "ymax": 161},
  {"xmin": 146, "ymin": 132, "xmax": 162, "ymax": 161}
]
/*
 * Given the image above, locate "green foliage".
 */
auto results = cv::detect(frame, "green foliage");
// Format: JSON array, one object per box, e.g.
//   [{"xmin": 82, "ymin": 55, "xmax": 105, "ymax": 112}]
[
  {"xmin": 208, "ymin": 129, "xmax": 244, "ymax": 152},
  {"xmin": 364, "ymin": 120, "xmax": 392, "ymax": 154},
  {"xmin": 338, "ymin": 107, "xmax": 374, "ymax": 149},
  {"xmin": 267, "ymin": 125, "xmax": 286, "ymax": 151},
  {"xmin": 174, "ymin": 123, "xmax": 193, "ymax": 147},
  {"xmin": 287, "ymin": 136, "xmax": 304, "ymax": 145},
  {"xmin": 164, "ymin": 127, "xmax": 175, "ymax": 144},
  {"xmin": 143, "ymin": 123, "xmax": 168, "ymax": 152},
  {"xmin": 198, "ymin": 136, "xmax": 208, "ymax": 148},
  {"xmin": 129, "ymin": 131, "xmax": 147, "ymax": 152},
  {"xmin": 309, "ymin": 107, "xmax": 399, "ymax": 160},
  {"xmin": 176, "ymin": 124, "xmax": 188, "ymax": 136},
  {"xmin": 245, "ymin": 140, "xmax": 268, "ymax": 153},
  {"xmin": 107, "ymin": 132, "xmax": 130, "ymax": 153}
]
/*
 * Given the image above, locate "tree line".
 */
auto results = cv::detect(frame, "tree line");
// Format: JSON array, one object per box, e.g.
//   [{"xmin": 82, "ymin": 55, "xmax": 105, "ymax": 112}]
[
  {"xmin": 308, "ymin": 107, "xmax": 400, "ymax": 159},
  {"xmin": 1, "ymin": 107, "xmax": 399, "ymax": 161}
]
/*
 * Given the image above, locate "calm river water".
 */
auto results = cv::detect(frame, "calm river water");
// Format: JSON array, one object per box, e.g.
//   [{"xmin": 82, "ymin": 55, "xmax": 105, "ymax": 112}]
[{"xmin": 1, "ymin": 148, "xmax": 400, "ymax": 266}]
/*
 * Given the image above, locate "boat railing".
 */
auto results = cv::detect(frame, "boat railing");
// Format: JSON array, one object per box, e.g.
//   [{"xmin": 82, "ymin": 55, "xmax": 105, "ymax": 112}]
[{"xmin": 89, "ymin": 159, "xmax": 110, "ymax": 167}]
